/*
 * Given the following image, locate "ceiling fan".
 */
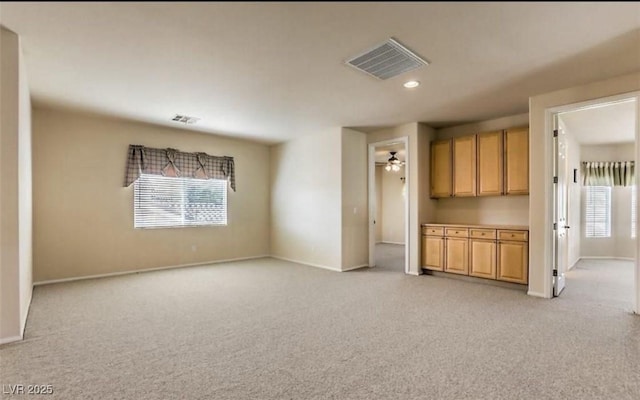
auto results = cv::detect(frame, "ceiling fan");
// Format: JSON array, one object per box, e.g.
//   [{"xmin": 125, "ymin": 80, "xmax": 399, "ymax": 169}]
[{"xmin": 385, "ymin": 151, "xmax": 405, "ymax": 172}]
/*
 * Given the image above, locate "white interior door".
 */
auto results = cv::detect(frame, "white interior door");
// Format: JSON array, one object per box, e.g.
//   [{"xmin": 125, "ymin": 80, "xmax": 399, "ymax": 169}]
[{"xmin": 553, "ymin": 116, "xmax": 569, "ymax": 296}]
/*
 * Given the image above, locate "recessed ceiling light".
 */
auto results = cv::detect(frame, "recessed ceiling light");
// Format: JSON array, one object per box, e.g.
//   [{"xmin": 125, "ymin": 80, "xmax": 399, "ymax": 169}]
[{"xmin": 403, "ymin": 80, "xmax": 420, "ymax": 88}]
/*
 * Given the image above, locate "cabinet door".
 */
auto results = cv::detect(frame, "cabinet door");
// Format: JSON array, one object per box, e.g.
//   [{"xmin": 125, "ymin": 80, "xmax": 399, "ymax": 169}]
[
  {"xmin": 477, "ymin": 131, "xmax": 503, "ymax": 196},
  {"xmin": 453, "ymin": 136, "xmax": 476, "ymax": 197},
  {"xmin": 469, "ymin": 239, "xmax": 496, "ymax": 279},
  {"xmin": 505, "ymin": 127, "xmax": 529, "ymax": 195},
  {"xmin": 430, "ymin": 139, "xmax": 452, "ymax": 198},
  {"xmin": 422, "ymin": 236, "xmax": 445, "ymax": 271},
  {"xmin": 497, "ymin": 241, "xmax": 528, "ymax": 284},
  {"xmin": 445, "ymin": 238, "xmax": 469, "ymax": 275}
]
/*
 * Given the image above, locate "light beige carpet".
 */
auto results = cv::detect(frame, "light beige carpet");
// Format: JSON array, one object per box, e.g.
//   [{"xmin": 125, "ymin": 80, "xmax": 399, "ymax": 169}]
[{"xmin": 1, "ymin": 257, "xmax": 639, "ymax": 399}]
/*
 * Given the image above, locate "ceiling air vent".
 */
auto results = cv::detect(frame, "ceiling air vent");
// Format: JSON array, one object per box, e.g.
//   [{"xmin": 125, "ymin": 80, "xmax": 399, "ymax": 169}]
[
  {"xmin": 171, "ymin": 114, "xmax": 200, "ymax": 124},
  {"xmin": 346, "ymin": 38, "xmax": 428, "ymax": 80}
]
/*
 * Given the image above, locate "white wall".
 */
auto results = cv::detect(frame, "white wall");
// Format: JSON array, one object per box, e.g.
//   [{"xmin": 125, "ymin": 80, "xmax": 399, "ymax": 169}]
[
  {"xmin": 341, "ymin": 128, "xmax": 368, "ymax": 269},
  {"xmin": 270, "ymin": 128, "xmax": 342, "ymax": 269},
  {"xmin": 381, "ymin": 165, "xmax": 406, "ymax": 244},
  {"xmin": 18, "ymin": 34, "xmax": 32, "ymax": 333},
  {"xmin": 33, "ymin": 106, "xmax": 270, "ymax": 282},
  {"xmin": 434, "ymin": 113, "xmax": 530, "ymax": 226},
  {"xmin": 529, "ymin": 71, "xmax": 640, "ymax": 301},
  {"xmin": 580, "ymin": 144, "xmax": 635, "ymax": 259},
  {"xmin": 0, "ymin": 27, "xmax": 32, "ymax": 343}
]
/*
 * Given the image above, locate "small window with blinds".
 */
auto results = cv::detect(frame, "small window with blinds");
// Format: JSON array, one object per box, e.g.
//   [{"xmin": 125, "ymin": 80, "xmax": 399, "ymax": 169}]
[
  {"xmin": 632, "ymin": 186, "xmax": 637, "ymax": 238},
  {"xmin": 585, "ymin": 186, "xmax": 611, "ymax": 238},
  {"xmin": 134, "ymin": 174, "xmax": 227, "ymax": 228}
]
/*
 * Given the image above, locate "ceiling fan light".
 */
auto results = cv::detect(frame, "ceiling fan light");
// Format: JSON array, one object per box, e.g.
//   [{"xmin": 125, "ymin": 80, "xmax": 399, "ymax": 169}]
[{"xmin": 385, "ymin": 164, "xmax": 392, "ymax": 171}]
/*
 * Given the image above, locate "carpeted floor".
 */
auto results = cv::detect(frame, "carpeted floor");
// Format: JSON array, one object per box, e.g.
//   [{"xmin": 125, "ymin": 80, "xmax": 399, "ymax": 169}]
[
  {"xmin": 1, "ymin": 257, "xmax": 639, "ymax": 399},
  {"xmin": 374, "ymin": 243, "xmax": 405, "ymax": 272}
]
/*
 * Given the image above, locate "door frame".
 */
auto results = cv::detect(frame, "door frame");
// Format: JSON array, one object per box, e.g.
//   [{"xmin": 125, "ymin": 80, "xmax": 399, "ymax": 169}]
[
  {"xmin": 545, "ymin": 91, "xmax": 640, "ymax": 313},
  {"xmin": 368, "ymin": 136, "xmax": 410, "ymax": 273}
]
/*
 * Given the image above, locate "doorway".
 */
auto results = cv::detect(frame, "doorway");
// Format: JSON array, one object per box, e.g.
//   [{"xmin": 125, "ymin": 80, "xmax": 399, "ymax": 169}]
[
  {"xmin": 368, "ymin": 138, "xmax": 409, "ymax": 273},
  {"xmin": 551, "ymin": 94, "xmax": 638, "ymax": 312}
]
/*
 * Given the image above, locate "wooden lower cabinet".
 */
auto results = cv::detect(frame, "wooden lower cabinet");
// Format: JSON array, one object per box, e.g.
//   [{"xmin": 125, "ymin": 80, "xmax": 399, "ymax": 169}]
[
  {"xmin": 469, "ymin": 239, "xmax": 496, "ymax": 279},
  {"xmin": 422, "ymin": 235, "xmax": 445, "ymax": 271},
  {"xmin": 422, "ymin": 224, "xmax": 528, "ymax": 285},
  {"xmin": 445, "ymin": 238, "xmax": 468, "ymax": 275},
  {"xmin": 497, "ymin": 241, "xmax": 528, "ymax": 284}
]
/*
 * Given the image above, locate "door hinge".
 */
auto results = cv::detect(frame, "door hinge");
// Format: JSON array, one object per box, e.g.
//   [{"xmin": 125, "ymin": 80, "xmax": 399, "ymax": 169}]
[
  {"xmin": 553, "ymin": 222, "xmax": 557, "ymax": 230},
  {"xmin": 553, "ymin": 176, "xmax": 558, "ymax": 183},
  {"xmin": 553, "ymin": 129, "xmax": 558, "ymax": 137},
  {"xmin": 553, "ymin": 269, "xmax": 558, "ymax": 277}
]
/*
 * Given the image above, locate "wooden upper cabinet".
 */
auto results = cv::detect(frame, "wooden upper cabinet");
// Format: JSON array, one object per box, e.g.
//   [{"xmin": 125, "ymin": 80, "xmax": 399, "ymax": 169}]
[
  {"xmin": 453, "ymin": 136, "xmax": 477, "ymax": 197},
  {"xmin": 504, "ymin": 127, "xmax": 529, "ymax": 195},
  {"xmin": 430, "ymin": 139, "xmax": 452, "ymax": 198},
  {"xmin": 477, "ymin": 131, "xmax": 503, "ymax": 196}
]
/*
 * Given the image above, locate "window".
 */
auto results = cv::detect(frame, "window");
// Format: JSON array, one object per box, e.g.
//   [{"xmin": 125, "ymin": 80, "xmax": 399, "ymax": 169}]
[
  {"xmin": 585, "ymin": 186, "xmax": 611, "ymax": 238},
  {"xmin": 632, "ymin": 186, "xmax": 637, "ymax": 238},
  {"xmin": 134, "ymin": 174, "xmax": 227, "ymax": 228}
]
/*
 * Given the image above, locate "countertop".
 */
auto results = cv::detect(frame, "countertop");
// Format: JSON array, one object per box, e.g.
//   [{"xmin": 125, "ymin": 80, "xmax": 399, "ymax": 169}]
[{"xmin": 421, "ymin": 223, "xmax": 529, "ymax": 230}]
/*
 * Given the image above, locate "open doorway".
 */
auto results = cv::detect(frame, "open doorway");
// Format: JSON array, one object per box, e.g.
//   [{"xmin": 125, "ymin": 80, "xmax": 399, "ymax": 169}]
[
  {"xmin": 552, "ymin": 95, "xmax": 638, "ymax": 312},
  {"xmin": 368, "ymin": 138, "xmax": 409, "ymax": 273}
]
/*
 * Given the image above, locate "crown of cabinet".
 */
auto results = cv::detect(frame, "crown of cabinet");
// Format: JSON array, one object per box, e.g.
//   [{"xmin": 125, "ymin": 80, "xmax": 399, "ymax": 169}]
[{"xmin": 429, "ymin": 127, "xmax": 529, "ymax": 199}]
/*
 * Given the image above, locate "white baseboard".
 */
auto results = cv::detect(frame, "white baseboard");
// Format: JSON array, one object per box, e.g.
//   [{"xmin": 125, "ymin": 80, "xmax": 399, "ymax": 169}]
[
  {"xmin": 20, "ymin": 289, "xmax": 33, "ymax": 337},
  {"xmin": 341, "ymin": 264, "xmax": 369, "ymax": 272},
  {"xmin": 0, "ymin": 335, "xmax": 22, "ymax": 346},
  {"xmin": 568, "ymin": 257, "xmax": 581, "ymax": 270},
  {"xmin": 270, "ymin": 255, "xmax": 342, "ymax": 272},
  {"xmin": 380, "ymin": 241, "xmax": 405, "ymax": 245},
  {"xmin": 33, "ymin": 255, "xmax": 271, "ymax": 286},
  {"xmin": 580, "ymin": 256, "xmax": 635, "ymax": 261},
  {"xmin": 527, "ymin": 290, "xmax": 548, "ymax": 298}
]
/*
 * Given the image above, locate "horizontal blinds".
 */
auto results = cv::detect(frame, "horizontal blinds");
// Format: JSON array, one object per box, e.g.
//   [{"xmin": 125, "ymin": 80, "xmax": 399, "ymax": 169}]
[
  {"xmin": 585, "ymin": 186, "xmax": 611, "ymax": 238},
  {"xmin": 134, "ymin": 174, "xmax": 227, "ymax": 228}
]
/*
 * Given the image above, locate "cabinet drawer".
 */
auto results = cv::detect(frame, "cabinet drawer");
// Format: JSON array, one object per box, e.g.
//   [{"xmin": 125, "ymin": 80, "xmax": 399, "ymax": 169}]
[
  {"xmin": 469, "ymin": 228, "xmax": 496, "ymax": 240},
  {"xmin": 423, "ymin": 226, "xmax": 444, "ymax": 236},
  {"xmin": 498, "ymin": 230, "xmax": 528, "ymax": 242},
  {"xmin": 445, "ymin": 227, "xmax": 469, "ymax": 238}
]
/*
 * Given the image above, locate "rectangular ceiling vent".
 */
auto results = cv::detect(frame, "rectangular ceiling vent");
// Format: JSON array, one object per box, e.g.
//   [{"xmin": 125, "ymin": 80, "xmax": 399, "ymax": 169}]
[
  {"xmin": 346, "ymin": 38, "xmax": 428, "ymax": 80},
  {"xmin": 171, "ymin": 114, "xmax": 200, "ymax": 124}
]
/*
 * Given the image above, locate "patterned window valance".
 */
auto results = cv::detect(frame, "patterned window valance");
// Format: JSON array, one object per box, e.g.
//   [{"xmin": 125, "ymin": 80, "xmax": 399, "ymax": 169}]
[
  {"xmin": 581, "ymin": 161, "xmax": 634, "ymax": 187},
  {"xmin": 124, "ymin": 145, "xmax": 236, "ymax": 191}
]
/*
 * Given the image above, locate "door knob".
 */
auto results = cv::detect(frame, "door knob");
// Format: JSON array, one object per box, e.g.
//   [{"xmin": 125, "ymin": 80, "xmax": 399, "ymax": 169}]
[{"xmin": 564, "ymin": 226, "xmax": 570, "ymax": 229}]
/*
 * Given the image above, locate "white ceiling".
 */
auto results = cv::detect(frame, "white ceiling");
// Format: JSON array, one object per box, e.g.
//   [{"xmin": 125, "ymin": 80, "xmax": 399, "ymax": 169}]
[
  {"xmin": 559, "ymin": 100, "xmax": 637, "ymax": 145},
  {"xmin": 1, "ymin": 2, "xmax": 639, "ymax": 144}
]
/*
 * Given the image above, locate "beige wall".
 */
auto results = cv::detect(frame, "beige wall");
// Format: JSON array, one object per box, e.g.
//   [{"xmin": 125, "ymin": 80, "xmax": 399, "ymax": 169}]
[
  {"xmin": 381, "ymin": 165, "xmax": 406, "ymax": 244},
  {"xmin": 32, "ymin": 107, "xmax": 270, "ymax": 282},
  {"xmin": 0, "ymin": 27, "xmax": 32, "ymax": 343},
  {"xmin": 270, "ymin": 128, "xmax": 342, "ymax": 269},
  {"xmin": 368, "ymin": 123, "xmax": 437, "ymax": 275},
  {"xmin": 529, "ymin": 71, "xmax": 640, "ymax": 301},
  {"xmin": 434, "ymin": 113, "xmax": 530, "ymax": 226},
  {"xmin": 375, "ymin": 166, "xmax": 383, "ymax": 242},
  {"xmin": 580, "ymin": 144, "xmax": 635, "ymax": 259},
  {"xmin": 341, "ymin": 128, "xmax": 368, "ymax": 269}
]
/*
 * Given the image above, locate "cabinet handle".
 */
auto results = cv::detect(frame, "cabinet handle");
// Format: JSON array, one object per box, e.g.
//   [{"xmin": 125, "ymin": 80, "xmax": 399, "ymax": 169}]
[
  {"xmin": 481, "ymin": 233, "xmax": 485, "ymax": 236},
  {"xmin": 511, "ymin": 234, "xmax": 515, "ymax": 237}
]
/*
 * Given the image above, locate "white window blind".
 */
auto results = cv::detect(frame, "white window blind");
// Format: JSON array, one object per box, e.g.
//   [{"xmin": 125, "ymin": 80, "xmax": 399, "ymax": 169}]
[
  {"xmin": 134, "ymin": 174, "xmax": 227, "ymax": 228},
  {"xmin": 585, "ymin": 186, "xmax": 611, "ymax": 238},
  {"xmin": 632, "ymin": 186, "xmax": 637, "ymax": 238}
]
